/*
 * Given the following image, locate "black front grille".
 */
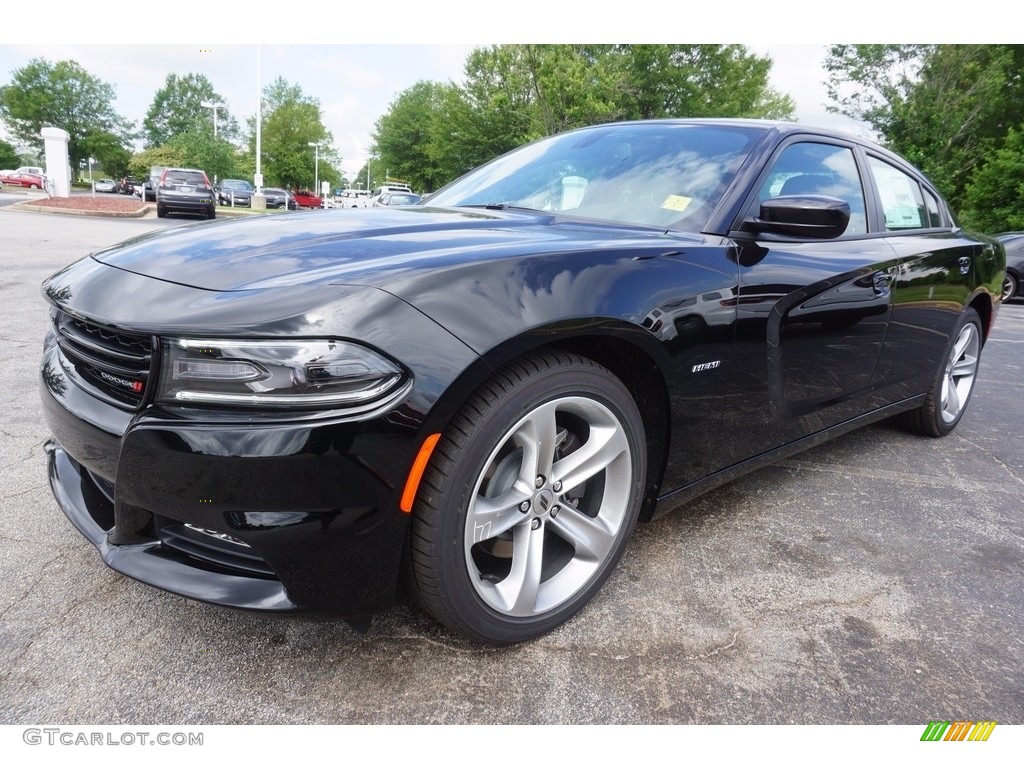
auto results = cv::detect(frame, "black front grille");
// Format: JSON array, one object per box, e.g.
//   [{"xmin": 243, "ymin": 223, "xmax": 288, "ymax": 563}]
[{"xmin": 54, "ymin": 311, "xmax": 153, "ymax": 408}]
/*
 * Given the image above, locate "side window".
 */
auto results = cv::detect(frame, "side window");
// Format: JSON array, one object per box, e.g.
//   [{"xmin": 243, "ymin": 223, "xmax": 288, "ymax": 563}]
[
  {"xmin": 923, "ymin": 187, "xmax": 943, "ymax": 228},
  {"xmin": 868, "ymin": 157, "xmax": 927, "ymax": 231},
  {"xmin": 757, "ymin": 142, "xmax": 867, "ymax": 235}
]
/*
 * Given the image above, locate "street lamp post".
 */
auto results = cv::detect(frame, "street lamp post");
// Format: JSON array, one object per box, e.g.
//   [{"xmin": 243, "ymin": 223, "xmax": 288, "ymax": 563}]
[
  {"xmin": 200, "ymin": 100, "xmax": 226, "ymax": 185},
  {"xmin": 308, "ymin": 142, "xmax": 322, "ymax": 200},
  {"xmin": 200, "ymin": 100, "xmax": 225, "ymax": 138}
]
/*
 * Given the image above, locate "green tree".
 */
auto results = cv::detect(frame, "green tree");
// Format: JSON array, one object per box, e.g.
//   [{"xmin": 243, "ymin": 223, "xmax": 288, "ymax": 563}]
[
  {"xmin": 143, "ymin": 73, "xmax": 238, "ymax": 148},
  {"xmin": 82, "ymin": 130, "xmax": 131, "ymax": 179},
  {"xmin": 128, "ymin": 145, "xmax": 186, "ymax": 180},
  {"xmin": 249, "ymin": 77, "xmax": 339, "ymax": 189},
  {"xmin": 372, "ymin": 44, "xmax": 795, "ymax": 191},
  {"xmin": 825, "ymin": 45, "xmax": 1024, "ymax": 217},
  {"xmin": 613, "ymin": 44, "xmax": 794, "ymax": 121},
  {"xmin": 0, "ymin": 138, "xmax": 18, "ymax": 169},
  {"xmin": 373, "ymin": 81, "xmax": 449, "ymax": 193},
  {"xmin": 426, "ymin": 50, "xmax": 538, "ymax": 184},
  {"xmin": 168, "ymin": 130, "xmax": 238, "ymax": 183},
  {"xmin": 962, "ymin": 124, "xmax": 1024, "ymax": 232},
  {"xmin": 0, "ymin": 58, "xmax": 132, "ymax": 174},
  {"xmin": 824, "ymin": 44, "xmax": 930, "ymax": 138}
]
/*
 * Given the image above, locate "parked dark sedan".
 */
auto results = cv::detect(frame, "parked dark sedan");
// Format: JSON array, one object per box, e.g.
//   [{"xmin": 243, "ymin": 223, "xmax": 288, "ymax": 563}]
[
  {"xmin": 40, "ymin": 120, "xmax": 1005, "ymax": 643},
  {"xmin": 997, "ymin": 232, "xmax": 1024, "ymax": 301},
  {"xmin": 263, "ymin": 187, "xmax": 299, "ymax": 210},
  {"xmin": 216, "ymin": 178, "xmax": 254, "ymax": 207}
]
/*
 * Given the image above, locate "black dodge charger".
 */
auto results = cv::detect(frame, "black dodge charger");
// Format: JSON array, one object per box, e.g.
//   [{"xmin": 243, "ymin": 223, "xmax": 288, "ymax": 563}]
[{"xmin": 40, "ymin": 120, "xmax": 1006, "ymax": 643}]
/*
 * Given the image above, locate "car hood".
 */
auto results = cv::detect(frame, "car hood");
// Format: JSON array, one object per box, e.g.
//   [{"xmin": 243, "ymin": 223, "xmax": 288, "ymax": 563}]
[{"xmin": 90, "ymin": 207, "xmax": 707, "ymax": 292}]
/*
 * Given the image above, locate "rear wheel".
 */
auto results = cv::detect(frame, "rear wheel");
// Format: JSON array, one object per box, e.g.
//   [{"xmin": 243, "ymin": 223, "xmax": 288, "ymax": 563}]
[
  {"xmin": 156, "ymin": 205, "xmax": 166, "ymax": 218},
  {"xmin": 1003, "ymin": 272, "xmax": 1018, "ymax": 302},
  {"xmin": 898, "ymin": 308, "xmax": 982, "ymax": 436},
  {"xmin": 207, "ymin": 206, "xmax": 216, "ymax": 220},
  {"xmin": 407, "ymin": 351, "xmax": 646, "ymax": 643}
]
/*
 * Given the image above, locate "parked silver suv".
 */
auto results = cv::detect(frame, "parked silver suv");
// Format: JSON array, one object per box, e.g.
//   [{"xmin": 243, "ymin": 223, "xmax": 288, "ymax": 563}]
[{"xmin": 155, "ymin": 167, "xmax": 216, "ymax": 220}]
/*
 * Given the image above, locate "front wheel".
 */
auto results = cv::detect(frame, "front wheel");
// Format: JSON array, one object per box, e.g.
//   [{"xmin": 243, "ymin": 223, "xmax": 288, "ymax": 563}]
[
  {"xmin": 898, "ymin": 308, "xmax": 982, "ymax": 437},
  {"xmin": 407, "ymin": 351, "xmax": 646, "ymax": 643}
]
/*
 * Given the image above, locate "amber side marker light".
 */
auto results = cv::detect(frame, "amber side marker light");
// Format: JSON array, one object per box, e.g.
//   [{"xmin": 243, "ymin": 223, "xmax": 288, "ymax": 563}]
[{"xmin": 400, "ymin": 433, "xmax": 442, "ymax": 513}]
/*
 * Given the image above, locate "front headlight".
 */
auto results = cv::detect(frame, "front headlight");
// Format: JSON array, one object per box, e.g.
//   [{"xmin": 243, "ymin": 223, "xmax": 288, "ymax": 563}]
[{"xmin": 158, "ymin": 338, "xmax": 404, "ymax": 408}]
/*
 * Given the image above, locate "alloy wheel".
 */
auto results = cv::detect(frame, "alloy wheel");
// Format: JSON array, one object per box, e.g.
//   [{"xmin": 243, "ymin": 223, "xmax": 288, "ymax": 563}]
[
  {"xmin": 940, "ymin": 321, "xmax": 980, "ymax": 424},
  {"xmin": 463, "ymin": 395, "xmax": 633, "ymax": 617}
]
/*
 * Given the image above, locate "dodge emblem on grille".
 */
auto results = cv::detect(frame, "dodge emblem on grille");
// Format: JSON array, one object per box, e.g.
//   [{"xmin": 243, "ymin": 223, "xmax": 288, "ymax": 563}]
[{"xmin": 98, "ymin": 370, "xmax": 144, "ymax": 393}]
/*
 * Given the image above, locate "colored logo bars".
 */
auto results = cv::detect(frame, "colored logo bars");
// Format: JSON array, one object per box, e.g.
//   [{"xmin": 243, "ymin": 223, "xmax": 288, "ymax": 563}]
[{"xmin": 920, "ymin": 721, "xmax": 997, "ymax": 741}]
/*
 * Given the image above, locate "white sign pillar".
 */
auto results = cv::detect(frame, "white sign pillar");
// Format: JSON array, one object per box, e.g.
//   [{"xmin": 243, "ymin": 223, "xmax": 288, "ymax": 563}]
[{"xmin": 41, "ymin": 127, "xmax": 71, "ymax": 197}]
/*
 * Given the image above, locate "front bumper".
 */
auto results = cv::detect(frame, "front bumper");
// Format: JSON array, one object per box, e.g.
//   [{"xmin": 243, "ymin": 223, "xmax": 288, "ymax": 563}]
[
  {"xmin": 47, "ymin": 442, "xmax": 296, "ymax": 610},
  {"xmin": 218, "ymin": 195, "xmax": 252, "ymax": 207},
  {"xmin": 41, "ymin": 343, "xmax": 420, "ymax": 618}
]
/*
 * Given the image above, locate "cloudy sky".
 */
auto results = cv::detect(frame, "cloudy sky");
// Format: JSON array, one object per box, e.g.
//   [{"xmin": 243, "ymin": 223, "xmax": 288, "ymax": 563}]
[{"xmin": 0, "ymin": 4, "xmax": 959, "ymax": 176}]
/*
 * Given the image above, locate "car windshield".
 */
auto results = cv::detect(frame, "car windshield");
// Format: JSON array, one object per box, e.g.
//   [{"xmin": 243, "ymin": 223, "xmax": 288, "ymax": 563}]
[
  {"xmin": 223, "ymin": 180, "xmax": 253, "ymax": 191},
  {"xmin": 428, "ymin": 122, "xmax": 764, "ymax": 232}
]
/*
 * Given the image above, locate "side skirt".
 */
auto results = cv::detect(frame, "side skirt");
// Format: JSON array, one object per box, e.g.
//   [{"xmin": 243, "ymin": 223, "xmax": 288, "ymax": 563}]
[{"xmin": 649, "ymin": 394, "xmax": 927, "ymax": 520}]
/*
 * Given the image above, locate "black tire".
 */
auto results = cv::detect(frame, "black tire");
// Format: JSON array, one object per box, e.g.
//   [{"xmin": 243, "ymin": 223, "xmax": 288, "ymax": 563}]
[
  {"xmin": 207, "ymin": 206, "xmax": 216, "ymax": 220},
  {"xmin": 407, "ymin": 350, "xmax": 646, "ymax": 643},
  {"xmin": 898, "ymin": 308, "xmax": 982, "ymax": 437},
  {"xmin": 156, "ymin": 205, "xmax": 166, "ymax": 218},
  {"xmin": 1003, "ymin": 272, "xmax": 1018, "ymax": 302}
]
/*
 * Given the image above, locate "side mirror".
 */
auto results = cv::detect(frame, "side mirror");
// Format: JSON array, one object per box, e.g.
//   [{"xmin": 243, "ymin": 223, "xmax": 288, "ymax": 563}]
[{"xmin": 745, "ymin": 195, "xmax": 851, "ymax": 239}]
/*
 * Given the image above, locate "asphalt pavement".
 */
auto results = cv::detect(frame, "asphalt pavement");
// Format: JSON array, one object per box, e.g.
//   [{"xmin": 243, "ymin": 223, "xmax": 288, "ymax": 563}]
[{"xmin": 1, "ymin": 208, "xmax": 1021, "ymax": 724}]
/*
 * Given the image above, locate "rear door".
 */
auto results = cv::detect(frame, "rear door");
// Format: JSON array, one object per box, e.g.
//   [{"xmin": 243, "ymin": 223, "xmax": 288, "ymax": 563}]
[{"xmin": 864, "ymin": 154, "xmax": 993, "ymax": 402}]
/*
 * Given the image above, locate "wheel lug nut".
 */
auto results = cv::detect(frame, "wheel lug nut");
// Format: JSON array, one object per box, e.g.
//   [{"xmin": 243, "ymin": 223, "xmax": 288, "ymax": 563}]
[
  {"xmin": 550, "ymin": 505, "xmax": 560, "ymax": 518},
  {"xmin": 552, "ymin": 480, "xmax": 562, "ymax": 492},
  {"xmin": 531, "ymin": 518, "xmax": 542, "ymax": 530},
  {"xmin": 535, "ymin": 475, "xmax": 545, "ymax": 488},
  {"xmin": 518, "ymin": 500, "xmax": 531, "ymax": 513}
]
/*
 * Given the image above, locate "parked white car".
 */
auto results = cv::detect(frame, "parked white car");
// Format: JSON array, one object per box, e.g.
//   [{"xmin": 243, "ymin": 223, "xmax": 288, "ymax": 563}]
[{"xmin": 94, "ymin": 179, "xmax": 118, "ymax": 193}]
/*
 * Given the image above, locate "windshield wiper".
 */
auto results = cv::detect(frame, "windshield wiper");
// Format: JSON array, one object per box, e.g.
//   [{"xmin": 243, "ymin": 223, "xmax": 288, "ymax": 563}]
[{"xmin": 463, "ymin": 203, "xmax": 540, "ymax": 212}]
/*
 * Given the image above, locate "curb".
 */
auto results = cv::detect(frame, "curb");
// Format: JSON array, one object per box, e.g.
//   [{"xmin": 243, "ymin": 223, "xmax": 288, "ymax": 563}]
[
  {"xmin": 5, "ymin": 200, "xmax": 153, "ymax": 218},
  {"xmin": 2, "ymin": 200, "xmax": 270, "ymax": 220}
]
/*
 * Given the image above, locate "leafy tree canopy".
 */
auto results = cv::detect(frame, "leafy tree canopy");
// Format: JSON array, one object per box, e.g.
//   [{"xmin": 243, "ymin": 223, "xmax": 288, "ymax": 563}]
[
  {"xmin": 144, "ymin": 73, "xmax": 238, "ymax": 148},
  {"xmin": 963, "ymin": 124, "xmax": 1024, "ymax": 232},
  {"xmin": 0, "ymin": 58, "xmax": 132, "ymax": 174},
  {"xmin": 0, "ymin": 138, "xmax": 19, "ymax": 169},
  {"xmin": 128, "ymin": 145, "xmax": 186, "ymax": 180},
  {"xmin": 248, "ymin": 77, "xmax": 341, "ymax": 190},
  {"xmin": 168, "ymin": 131, "xmax": 239, "ymax": 183},
  {"xmin": 825, "ymin": 44, "xmax": 1024, "ymax": 226},
  {"xmin": 372, "ymin": 44, "xmax": 795, "ymax": 191},
  {"xmin": 83, "ymin": 129, "xmax": 132, "ymax": 179}
]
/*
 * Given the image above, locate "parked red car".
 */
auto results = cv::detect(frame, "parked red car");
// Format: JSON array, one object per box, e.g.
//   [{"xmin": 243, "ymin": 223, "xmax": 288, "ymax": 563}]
[
  {"xmin": 0, "ymin": 171, "xmax": 46, "ymax": 189},
  {"xmin": 291, "ymin": 189, "xmax": 322, "ymax": 208}
]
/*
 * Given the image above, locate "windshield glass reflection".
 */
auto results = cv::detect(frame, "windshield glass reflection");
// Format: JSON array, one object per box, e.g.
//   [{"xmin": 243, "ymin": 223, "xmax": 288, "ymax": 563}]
[{"xmin": 428, "ymin": 123, "xmax": 764, "ymax": 232}]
